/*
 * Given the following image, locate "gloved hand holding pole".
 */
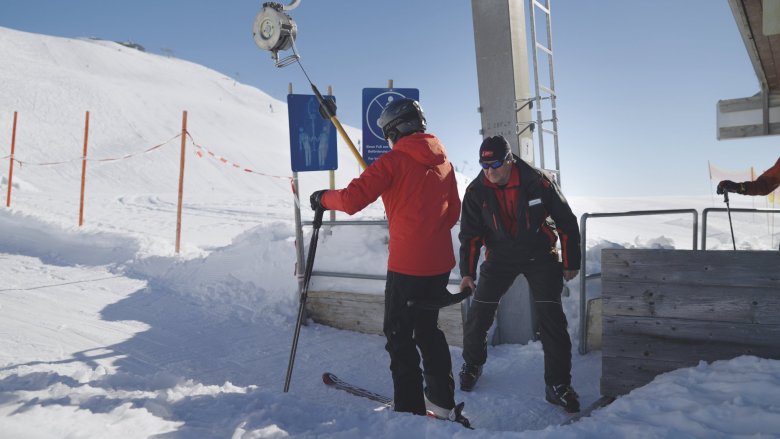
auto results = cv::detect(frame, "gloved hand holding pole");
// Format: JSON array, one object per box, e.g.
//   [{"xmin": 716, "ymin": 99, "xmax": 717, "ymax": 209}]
[{"xmin": 723, "ymin": 191, "xmax": 737, "ymax": 250}]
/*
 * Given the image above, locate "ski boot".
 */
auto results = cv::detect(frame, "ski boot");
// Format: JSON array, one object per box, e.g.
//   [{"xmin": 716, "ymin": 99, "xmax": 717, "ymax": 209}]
[
  {"xmin": 459, "ymin": 363, "xmax": 482, "ymax": 392},
  {"xmin": 545, "ymin": 383, "xmax": 580, "ymax": 413},
  {"xmin": 425, "ymin": 396, "xmax": 472, "ymax": 429}
]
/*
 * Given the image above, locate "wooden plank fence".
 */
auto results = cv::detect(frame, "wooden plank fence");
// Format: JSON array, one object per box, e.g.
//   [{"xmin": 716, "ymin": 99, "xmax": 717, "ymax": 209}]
[
  {"xmin": 306, "ymin": 291, "xmax": 464, "ymax": 347},
  {"xmin": 601, "ymin": 249, "xmax": 780, "ymax": 397}
]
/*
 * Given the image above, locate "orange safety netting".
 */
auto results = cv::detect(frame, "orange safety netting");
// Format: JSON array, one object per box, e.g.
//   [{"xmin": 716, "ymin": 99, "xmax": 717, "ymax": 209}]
[{"xmin": 707, "ymin": 161, "xmax": 755, "ymax": 183}]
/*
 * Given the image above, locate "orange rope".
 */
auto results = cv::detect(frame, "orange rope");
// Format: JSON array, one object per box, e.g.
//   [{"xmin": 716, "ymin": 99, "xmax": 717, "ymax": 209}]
[
  {"xmin": 186, "ymin": 132, "xmax": 292, "ymax": 182},
  {"xmin": 7, "ymin": 133, "xmax": 182, "ymax": 167}
]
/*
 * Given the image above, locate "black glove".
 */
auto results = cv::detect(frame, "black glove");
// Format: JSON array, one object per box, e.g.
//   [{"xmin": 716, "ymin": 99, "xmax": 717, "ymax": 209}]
[
  {"xmin": 716, "ymin": 180, "xmax": 742, "ymax": 195},
  {"xmin": 310, "ymin": 189, "xmax": 328, "ymax": 211},
  {"xmin": 318, "ymin": 96, "xmax": 337, "ymax": 119}
]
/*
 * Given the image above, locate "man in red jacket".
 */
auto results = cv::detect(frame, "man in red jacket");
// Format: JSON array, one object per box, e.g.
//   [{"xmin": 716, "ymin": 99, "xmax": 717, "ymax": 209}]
[
  {"xmin": 718, "ymin": 156, "xmax": 780, "ymax": 250},
  {"xmin": 717, "ymin": 157, "xmax": 780, "ymax": 196},
  {"xmin": 310, "ymin": 99, "xmax": 468, "ymax": 426}
]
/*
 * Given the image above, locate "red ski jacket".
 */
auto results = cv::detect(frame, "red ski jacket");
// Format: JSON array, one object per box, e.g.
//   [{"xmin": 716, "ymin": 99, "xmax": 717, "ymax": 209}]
[
  {"xmin": 321, "ymin": 133, "xmax": 461, "ymax": 276},
  {"xmin": 744, "ymin": 157, "xmax": 780, "ymax": 196}
]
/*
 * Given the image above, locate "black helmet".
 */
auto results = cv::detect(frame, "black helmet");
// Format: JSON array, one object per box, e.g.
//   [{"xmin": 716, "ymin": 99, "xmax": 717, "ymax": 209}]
[{"xmin": 377, "ymin": 98, "xmax": 426, "ymax": 143}]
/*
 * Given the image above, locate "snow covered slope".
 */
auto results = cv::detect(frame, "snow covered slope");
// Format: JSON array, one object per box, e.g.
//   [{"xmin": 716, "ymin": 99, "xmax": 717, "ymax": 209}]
[{"xmin": 0, "ymin": 25, "xmax": 375, "ymax": 255}]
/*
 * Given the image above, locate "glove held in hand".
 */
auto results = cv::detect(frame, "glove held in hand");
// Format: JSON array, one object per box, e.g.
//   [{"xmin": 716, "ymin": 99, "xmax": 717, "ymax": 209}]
[
  {"xmin": 717, "ymin": 180, "xmax": 744, "ymax": 195},
  {"xmin": 310, "ymin": 190, "xmax": 328, "ymax": 211}
]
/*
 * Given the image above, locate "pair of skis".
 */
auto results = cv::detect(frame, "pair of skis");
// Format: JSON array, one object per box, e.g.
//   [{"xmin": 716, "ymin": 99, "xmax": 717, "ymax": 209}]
[
  {"xmin": 323, "ymin": 372, "xmax": 613, "ymax": 429},
  {"xmin": 322, "ymin": 372, "xmax": 473, "ymax": 429}
]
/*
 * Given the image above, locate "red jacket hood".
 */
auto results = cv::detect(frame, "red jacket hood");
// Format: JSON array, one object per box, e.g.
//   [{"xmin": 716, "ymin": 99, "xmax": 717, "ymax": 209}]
[{"xmin": 392, "ymin": 133, "xmax": 447, "ymax": 167}]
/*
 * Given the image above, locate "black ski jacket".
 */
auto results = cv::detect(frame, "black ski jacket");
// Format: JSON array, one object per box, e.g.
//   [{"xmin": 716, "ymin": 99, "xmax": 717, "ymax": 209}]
[{"xmin": 458, "ymin": 156, "xmax": 581, "ymax": 279}]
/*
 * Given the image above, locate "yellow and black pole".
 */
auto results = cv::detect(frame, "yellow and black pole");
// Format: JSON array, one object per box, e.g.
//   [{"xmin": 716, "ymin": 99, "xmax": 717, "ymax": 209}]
[{"xmin": 310, "ymin": 83, "xmax": 367, "ymax": 170}]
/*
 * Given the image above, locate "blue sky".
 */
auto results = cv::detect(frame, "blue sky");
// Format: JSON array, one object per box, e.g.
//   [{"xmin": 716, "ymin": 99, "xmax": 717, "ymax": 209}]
[{"xmin": 1, "ymin": 0, "xmax": 776, "ymax": 196}]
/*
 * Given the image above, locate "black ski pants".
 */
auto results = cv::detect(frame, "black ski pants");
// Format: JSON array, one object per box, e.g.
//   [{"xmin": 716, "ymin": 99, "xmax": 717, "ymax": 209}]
[
  {"xmin": 384, "ymin": 271, "xmax": 455, "ymax": 415},
  {"xmin": 462, "ymin": 258, "xmax": 572, "ymax": 386}
]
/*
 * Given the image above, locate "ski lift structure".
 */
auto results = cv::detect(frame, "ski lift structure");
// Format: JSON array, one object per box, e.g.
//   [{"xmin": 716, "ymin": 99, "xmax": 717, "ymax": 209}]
[{"xmin": 253, "ymin": 1, "xmax": 780, "ymax": 408}]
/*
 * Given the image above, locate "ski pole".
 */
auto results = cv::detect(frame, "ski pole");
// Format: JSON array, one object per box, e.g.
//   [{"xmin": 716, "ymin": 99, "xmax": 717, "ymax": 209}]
[
  {"xmin": 284, "ymin": 206, "xmax": 325, "ymax": 392},
  {"xmin": 723, "ymin": 191, "xmax": 737, "ymax": 250}
]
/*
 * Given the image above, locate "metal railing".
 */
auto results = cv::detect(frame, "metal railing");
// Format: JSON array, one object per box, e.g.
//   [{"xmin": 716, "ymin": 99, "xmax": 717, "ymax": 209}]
[
  {"xmin": 302, "ymin": 208, "xmax": 764, "ymax": 356},
  {"xmin": 302, "ymin": 207, "xmax": 780, "ymax": 355},
  {"xmin": 304, "ymin": 219, "xmax": 388, "ymax": 226},
  {"xmin": 302, "ymin": 219, "xmax": 461, "ymax": 285},
  {"xmin": 701, "ymin": 207, "xmax": 780, "ymax": 250},
  {"xmin": 578, "ymin": 209, "xmax": 699, "ymax": 354},
  {"xmin": 311, "ymin": 270, "xmax": 461, "ymax": 286}
]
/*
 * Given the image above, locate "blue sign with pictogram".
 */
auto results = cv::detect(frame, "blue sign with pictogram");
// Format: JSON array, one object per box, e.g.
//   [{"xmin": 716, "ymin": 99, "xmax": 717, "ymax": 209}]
[
  {"xmin": 361, "ymin": 88, "xmax": 419, "ymax": 166},
  {"xmin": 288, "ymin": 94, "xmax": 338, "ymax": 172}
]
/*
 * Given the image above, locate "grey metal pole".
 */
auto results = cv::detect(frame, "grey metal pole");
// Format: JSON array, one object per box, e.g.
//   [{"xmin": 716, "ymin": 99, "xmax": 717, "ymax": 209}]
[
  {"xmin": 578, "ymin": 213, "xmax": 589, "ymax": 355},
  {"xmin": 292, "ymin": 173, "xmax": 305, "ymax": 298}
]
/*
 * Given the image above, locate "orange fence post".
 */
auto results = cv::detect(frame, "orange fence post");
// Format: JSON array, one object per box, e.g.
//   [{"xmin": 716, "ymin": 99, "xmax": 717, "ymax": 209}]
[
  {"xmin": 6, "ymin": 111, "xmax": 18, "ymax": 208},
  {"xmin": 78, "ymin": 111, "xmax": 90, "ymax": 226},
  {"xmin": 175, "ymin": 111, "xmax": 188, "ymax": 254}
]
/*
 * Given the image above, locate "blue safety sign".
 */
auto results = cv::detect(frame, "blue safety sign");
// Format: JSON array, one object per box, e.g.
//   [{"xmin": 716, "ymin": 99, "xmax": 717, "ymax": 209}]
[
  {"xmin": 288, "ymin": 94, "xmax": 338, "ymax": 172},
  {"xmin": 361, "ymin": 88, "xmax": 419, "ymax": 166}
]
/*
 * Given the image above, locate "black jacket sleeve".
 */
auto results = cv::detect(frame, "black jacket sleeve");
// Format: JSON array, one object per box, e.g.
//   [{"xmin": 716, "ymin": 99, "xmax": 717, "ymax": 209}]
[
  {"xmin": 458, "ymin": 185, "xmax": 486, "ymax": 279},
  {"xmin": 540, "ymin": 176, "xmax": 581, "ymax": 270}
]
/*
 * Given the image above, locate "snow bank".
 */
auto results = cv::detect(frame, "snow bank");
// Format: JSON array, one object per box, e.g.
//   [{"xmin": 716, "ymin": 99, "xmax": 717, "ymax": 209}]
[{"xmin": 126, "ymin": 222, "xmax": 299, "ymax": 324}]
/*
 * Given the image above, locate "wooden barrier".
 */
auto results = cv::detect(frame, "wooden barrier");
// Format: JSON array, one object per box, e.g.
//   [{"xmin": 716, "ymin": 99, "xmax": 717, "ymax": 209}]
[
  {"xmin": 306, "ymin": 291, "xmax": 464, "ymax": 347},
  {"xmin": 600, "ymin": 249, "xmax": 780, "ymax": 397}
]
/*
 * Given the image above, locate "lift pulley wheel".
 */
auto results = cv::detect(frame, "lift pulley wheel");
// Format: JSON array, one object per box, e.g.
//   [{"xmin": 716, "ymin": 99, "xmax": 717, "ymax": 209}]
[{"xmin": 253, "ymin": 2, "xmax": 298, "ymax": 63}]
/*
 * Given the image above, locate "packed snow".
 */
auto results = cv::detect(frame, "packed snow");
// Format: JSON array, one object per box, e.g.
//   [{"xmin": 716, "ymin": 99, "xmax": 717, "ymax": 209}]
[{"xmin": 0, "ymin": 26, "xmax": 779, "ymax": 438}]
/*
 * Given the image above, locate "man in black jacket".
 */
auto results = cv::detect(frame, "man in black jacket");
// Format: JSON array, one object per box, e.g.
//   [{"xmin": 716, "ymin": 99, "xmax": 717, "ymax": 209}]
[{"xmin": 457, "ymin": 135, "xmax": 582, "ymax": 413}]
